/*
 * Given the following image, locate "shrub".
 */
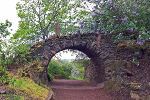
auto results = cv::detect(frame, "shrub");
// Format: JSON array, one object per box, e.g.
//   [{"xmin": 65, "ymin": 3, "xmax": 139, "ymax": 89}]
[
  {"xmin": 47, "ymin": 60, "xmax": 72, "ymax": 80},
  {"xmin": 69, "ymin": 59, "xmax": 89, "ymax": 80},
  {"xmin": 0, "ymin": 66, "xmax": 9, "ymax": 84},
  {"xmin": 47, "ymin": 73, "xmax": 53, "ymax": 82},
  {"xmin": 0, "ymin": 66, "xmax": 16, "ymax": 85}
]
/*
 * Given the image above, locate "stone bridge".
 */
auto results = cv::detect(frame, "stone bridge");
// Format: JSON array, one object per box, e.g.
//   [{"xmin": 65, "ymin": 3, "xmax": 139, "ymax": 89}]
[{"xmin": 29, "ymin": 31, "xmax": 134, "ymax": 84}]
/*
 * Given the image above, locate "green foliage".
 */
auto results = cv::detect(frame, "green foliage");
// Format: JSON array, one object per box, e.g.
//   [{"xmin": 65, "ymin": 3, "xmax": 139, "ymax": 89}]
[
  {"xmin": 12, "ymin": 0, "xmax": 80, "ymax": 42},
  {"xmin": 6, "ymin": 0, "xmax": 87, "ymax": 66},
  {"xmin": 0, "ymin": 66, "xmax": 9, "ymax": 84},
  {"xmin": 88, "ymin": 0, "xmax": 149, "ymax": 41},
  {"xmin": 73, "ymin": 59, "xmax": 90, "ymax": 68},
  {"xmin": 87, "ymin": 0, "xmax": 150, "ymax": 66},
  {"xmin": 0, "ymin": 66, "xmax": 16, "ymax": 85},
  {"xmin": 0, "ymin": 20, "xmax": 14, "ymax": 67},
  {"xmin": 0, "ymin": 20, "xmax": 29, "ymax": 67},
  {"xmin": 0, "ymin": 94, "xmax": 23, "ymax": 100},
  {"xmin": 69, "ymin": 59, "xmax": 89, "ymax": 80},
  {"xmin": 47, "ymin": 73, "xmax": 53, "ymax": 82},
  {"xmin": 0, "ymin": 20, "xmax": 12, "ymax": 38},
  {"xmin": 47, "ymin": 57, "xmax": 90, "ymax": 80},
  {"xmin": 47, "ymin": 60, "xmax": 72, "ymax": 80},
  {"xmin": 8, "ymin": 77, "xmax": 49, "ymax": 100}
]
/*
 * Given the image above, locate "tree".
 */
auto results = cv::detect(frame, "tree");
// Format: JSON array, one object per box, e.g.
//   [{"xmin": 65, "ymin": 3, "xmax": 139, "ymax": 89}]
[
  {"xmin": 0, "ymin": 20, "xmax": 12, "ymax": 67},
  {"xmin": 0, "ymin": 20, "xmax": 12, "ymax": 50},
  {"xmin": 89, "ymin": 0, "xmax": 150, "ymax": 34},
  {"xmin": 12, "ymin": 0, "xmax": 81, "ymax": 44},
  {"xmin": 10, "ymin": 0, "xmax": 93, "ymax": 62},
  {"xmin": 88, "ymin": 0, "xmax": 150, "ymax": 66}
]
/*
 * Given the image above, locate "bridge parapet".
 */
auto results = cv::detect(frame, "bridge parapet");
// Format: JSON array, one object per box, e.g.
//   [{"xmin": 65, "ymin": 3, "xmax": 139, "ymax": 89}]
[
  {"xmin": 58, "ymin": 21, "xmax": 100, "ymax": 35},
  {"xmin": 31, "ymin": 20, "xmax": 110, "ymax": 45},
  {"xmin": 41, "ymin": 21, "xmax": 101, "ymax": 37}
]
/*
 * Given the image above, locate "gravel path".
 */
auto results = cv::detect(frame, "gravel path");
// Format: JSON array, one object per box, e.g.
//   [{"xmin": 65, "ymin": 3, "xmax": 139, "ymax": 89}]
[{"xmin": 49, "ymin": 79, "xmax": 115, "ymax": 100}]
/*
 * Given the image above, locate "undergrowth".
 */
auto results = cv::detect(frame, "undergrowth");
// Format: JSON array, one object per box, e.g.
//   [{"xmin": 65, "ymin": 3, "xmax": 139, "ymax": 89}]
[{"xmin": 7, "ymin": 76, "xmax": 50, "ymax": 100}]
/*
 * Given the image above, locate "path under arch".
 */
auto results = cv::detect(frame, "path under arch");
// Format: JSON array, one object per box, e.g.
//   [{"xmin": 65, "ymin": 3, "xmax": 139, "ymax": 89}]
[{"xmin": 49, "ymin": 79, "xmax": 115, "ymax": 100}]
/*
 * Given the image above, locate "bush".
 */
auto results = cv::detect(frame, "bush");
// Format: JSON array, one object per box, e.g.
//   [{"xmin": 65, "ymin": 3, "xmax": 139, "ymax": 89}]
[
  {"xmin": 47, "ymin": 60, "xmax": 72, "ymax": 81},
  {"xmin": 69, "ymin": 59, "xmax": 90, "ymax": 80},
  {"xmin": 0, "ymin": 66, "xmax": 16, "ymax": 85},
  {"xmin": 47, "ymin": 73, "xmax": 53, "ymax": 82},
  {"xmin": 0, "ymin": 66, "xmax": 9, "ymax": 84}
]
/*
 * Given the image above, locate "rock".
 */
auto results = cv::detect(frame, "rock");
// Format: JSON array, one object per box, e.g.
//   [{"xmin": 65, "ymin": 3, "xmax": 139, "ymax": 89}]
[
  {"xmin": 110, "ymin": 60, "xmax": 127, "ymax": 72},
  {"xmin": 107, "ymin": 60, "xmax": 134, "ymax": 85},
  {"xmin": 104, "ymin": 81, "xmax": 121, "ymax": 91},
  {"xmin": 0, "ymin": 88, "xmax": 6, "ymax": 94},
  {"xmin": 148, "ymin": 82, "xmax": 150, "ymax": 87},
  {"xmin": 124, "ymin": 69, "xmax": 133, "ymax": 76},
  {"xmin": 146, "ymin": 95, "xmax": 150, "ymax": 100},
  {"xmin": 140, "ymin": 95, "xmax": 150, "ymax": 100},
  {"xmin": 126, "ymin": 61, "xmax": 133, "ymax": 68},
  {"xmin": 145, "ymin": 46, "xmax": 150, "ymax": 56},
  {"xmin": 130, "ymin": 90, "xmax": 140, "ymax": 100},
  {"xmin": 0, "ymin": 90, "xmax": 6, "ymax": 94},
  {"xmin": 130, "ymin": 83, "xmax": 141, "ymax": 91},
  {"xmin": 146, "ymin": 83, "xmax": 150, "ymax": 90}
]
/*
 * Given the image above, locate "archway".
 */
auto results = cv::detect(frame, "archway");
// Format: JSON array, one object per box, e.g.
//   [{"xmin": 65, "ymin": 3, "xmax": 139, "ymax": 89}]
[
  {"xmin": 30, "ymin": 33, "xmax": 107, "ymax": 84},
  {"xmin": 47, "ymin": 49, "xmax": 92, "ymax": 82}
]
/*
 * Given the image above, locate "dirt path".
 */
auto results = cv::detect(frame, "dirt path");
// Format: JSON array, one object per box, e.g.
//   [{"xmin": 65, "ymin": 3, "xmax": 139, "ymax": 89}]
[{"xmin": 49, "ymin": 79, "xmax": 115, "ymax": 100}]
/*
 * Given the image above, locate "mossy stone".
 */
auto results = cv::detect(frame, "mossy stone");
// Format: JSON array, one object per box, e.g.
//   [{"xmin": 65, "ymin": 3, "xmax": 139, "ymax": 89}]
[
  {"xmin": 110, "ymin": 60, "xmax": 127, "ymax": 71},
  {"xmin": 104, "ymin": 81, "xmax": 121, "ymax": 91},
  {"xmin": 130, "ymin": 83, "xmax": 141, "ymax": 91}
]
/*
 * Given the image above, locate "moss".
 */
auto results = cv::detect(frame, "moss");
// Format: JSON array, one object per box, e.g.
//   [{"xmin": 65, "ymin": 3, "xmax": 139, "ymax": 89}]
[
  {"xmin": 37, "ymin": 67, "xmax": 44, "ymax": 72},
  {"xmin": 130, "ymin": 83, "xmax": 141, "ymax": 91},
  {"xmin": 40, "ymin": 40, "xmax": 46, "ymax": 44},
  {"xmin": 35, "ymin": 44, "xmax": 41, "ymax": 48},
  {"xmin": 104, "ymin": 81, "xmax": 122, "ymax": 91},
  {"xmin": 43, "ymin": 56, "xmax": 49, "ymax": 60},
  {"xmin": 38, "ymin": 62, "xmax": 45, "ymax": 67},
  {"xmin": 30, "ymin": 62, "xmax": 39, "ymax": 68},
  {"xmin": 116, "ymin": 39, "xmax": 150, "ymax": 53},
  {"xmin": 30, "ymin": 62, "xmax": 44, "ymax": 68},
  {"xmin": 26, "ymin": 55, "xmax": 32, "ymax": 61},
  {"xmin": 110, "ymin": 60, "xmax": 127, "ymax": 71},
  {"xmin": 127, "ymin": 62, "xmax": 133, "ymax": 68},
  {"xmin": 32, "ymin": 42, "xmax": 41, "ymax": 48}
]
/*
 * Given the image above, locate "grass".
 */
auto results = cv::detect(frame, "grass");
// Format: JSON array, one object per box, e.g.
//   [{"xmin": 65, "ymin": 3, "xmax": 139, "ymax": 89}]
[
  {"xmin": 40, "ymin": 83, "xmax": 54, "ymax": 94},
  {"xmin": 69, "ymin": 75, "xmax": 84, "ymax": 80},
  {"xmin": 0, "ymin": 94, "xmax": 24, "ymax": 100},
  {"xmin": 7, "ymin": 77, "xmax": 49, "ymax": 100}
]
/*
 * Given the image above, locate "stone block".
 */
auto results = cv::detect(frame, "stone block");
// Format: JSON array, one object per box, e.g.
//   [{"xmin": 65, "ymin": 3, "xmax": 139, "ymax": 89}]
[
  {"xmin": 130, "ymin": 90, "xmax": 140, "ymax": 100},
  {"xmin": 130, "ymin": 83, "xmax": 141, "ymax": 91}
]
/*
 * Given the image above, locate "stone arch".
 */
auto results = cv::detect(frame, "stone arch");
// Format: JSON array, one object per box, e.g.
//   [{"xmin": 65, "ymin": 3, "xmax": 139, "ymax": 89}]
[
  {"xmin": 30, "ymin": 33, "xmax": 135, "ymax": 84},
  {"xmin": 29, "ymin": 33, "xmax": 106, "ymax": 83}
]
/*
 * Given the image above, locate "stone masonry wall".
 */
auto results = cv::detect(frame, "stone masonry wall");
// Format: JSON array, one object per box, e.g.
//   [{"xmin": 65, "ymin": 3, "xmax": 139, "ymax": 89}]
[{"xmin": 29, "ymin": 33, "xmax": 137, "ymax": 84}]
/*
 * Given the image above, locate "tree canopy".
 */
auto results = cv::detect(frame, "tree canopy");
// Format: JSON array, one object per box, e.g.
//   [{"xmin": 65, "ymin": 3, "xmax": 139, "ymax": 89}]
[{"xmin": 12, "ymin": 0, "xmax": 83, "ymax": 43}]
